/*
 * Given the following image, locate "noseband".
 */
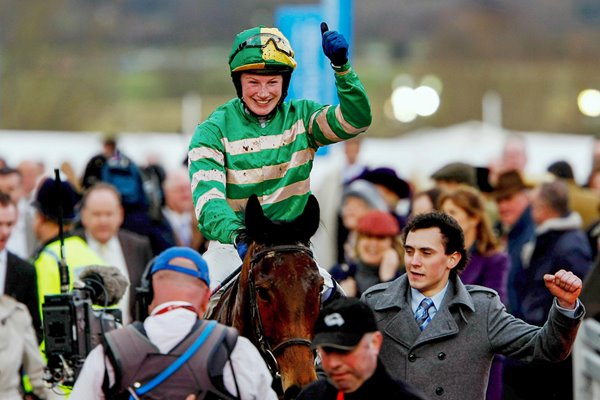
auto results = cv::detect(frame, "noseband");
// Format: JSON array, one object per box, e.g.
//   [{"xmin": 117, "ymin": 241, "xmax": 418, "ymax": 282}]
[{"xmin": 247, "ymin": 244, "xmax": 316, "ymax": 382}]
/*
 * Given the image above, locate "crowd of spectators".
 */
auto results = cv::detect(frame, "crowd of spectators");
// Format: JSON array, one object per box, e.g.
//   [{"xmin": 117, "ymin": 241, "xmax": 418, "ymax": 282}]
[{"xmin": 1, "ymin": 132, "xmax": 599, "ymax": 399}]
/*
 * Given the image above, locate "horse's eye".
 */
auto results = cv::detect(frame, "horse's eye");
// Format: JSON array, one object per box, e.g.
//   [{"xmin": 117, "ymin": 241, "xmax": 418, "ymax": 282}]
[{"xmin": 257, "ymin": 287, "xmax": 270, "ymax": 301}]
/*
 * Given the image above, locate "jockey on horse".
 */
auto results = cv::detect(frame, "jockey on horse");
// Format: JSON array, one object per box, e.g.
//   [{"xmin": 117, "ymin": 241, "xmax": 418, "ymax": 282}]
[{"xmin": 187, "ymin": 22, "xmax": 372, "ymax": 300}]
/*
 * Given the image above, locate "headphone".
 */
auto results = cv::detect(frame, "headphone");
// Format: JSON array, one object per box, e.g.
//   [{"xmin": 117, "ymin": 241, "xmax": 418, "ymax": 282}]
[
  {"xmin": 134, "ymin": 247, "xmax": 211, "ymax": 321},
  {"xmin": 135, "ymin": 256, "xmax": 156, "ymax": 322}
]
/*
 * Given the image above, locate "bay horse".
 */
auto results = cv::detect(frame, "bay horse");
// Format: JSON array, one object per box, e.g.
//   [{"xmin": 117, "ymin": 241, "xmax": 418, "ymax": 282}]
[{"xmin": 206, "ymin": 194, "xmax": 323, "ymax": 399}]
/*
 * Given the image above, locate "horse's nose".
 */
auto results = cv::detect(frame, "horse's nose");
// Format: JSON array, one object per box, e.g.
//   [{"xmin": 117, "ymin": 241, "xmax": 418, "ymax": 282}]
[{"xmin": 283, "ymin": 385, "xmax": 302, "ymax": 400}]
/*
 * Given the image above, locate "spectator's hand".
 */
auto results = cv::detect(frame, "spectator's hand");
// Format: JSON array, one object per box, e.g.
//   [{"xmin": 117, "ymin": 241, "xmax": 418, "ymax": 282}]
[
  {"xmin": 320, "ymin": 22, "xmax": 349, "ymax": 66},
  {"xmin": 379, "ymin": 248, "xmax": 401, "ymax": 282},
  {"xmin": 234, "ymin": 234, "xmax": 249, "ymax": 261},
  {"xmin": 544, "ymin": 269, "xmax": 582, "ymax": 309}
]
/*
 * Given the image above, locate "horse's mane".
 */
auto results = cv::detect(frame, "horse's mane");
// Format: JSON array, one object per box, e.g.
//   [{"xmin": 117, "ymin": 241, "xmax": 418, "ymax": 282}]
[{"xmin": 237, "ymin": 194, "xmax": 320, "ymax": 247}]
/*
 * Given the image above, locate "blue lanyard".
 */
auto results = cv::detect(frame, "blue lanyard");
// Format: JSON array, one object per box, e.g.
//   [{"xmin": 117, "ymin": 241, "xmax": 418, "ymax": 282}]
[{"xmin": 129, "ymin": 320, "xmax": 218, "ymax": 399}]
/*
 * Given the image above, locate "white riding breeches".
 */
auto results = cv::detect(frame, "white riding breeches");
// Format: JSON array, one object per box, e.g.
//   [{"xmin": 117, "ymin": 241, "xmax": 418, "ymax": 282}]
[{"xmin": 202, "ymin": 241, "xmax": 242, "ymax": 290}]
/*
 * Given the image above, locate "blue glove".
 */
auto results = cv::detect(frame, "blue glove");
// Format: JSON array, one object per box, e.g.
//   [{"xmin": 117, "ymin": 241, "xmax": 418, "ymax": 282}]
[
  {"xmin": 234, "ymin": 235, "xmax": 249, "ymax": 260},
  {"xmin": 320, "ymin": 22, "xmax": 348, "ymax": 66}
]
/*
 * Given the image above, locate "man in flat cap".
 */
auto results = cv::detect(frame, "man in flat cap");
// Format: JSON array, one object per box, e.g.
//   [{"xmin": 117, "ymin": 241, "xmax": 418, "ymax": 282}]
[
  {"xmin": 297, "ymin": 297, "xmax": 426, "ymax": 399},
  {"xmin": 430, "ymin": 162, "xmax": 477, "ymax": 189}
]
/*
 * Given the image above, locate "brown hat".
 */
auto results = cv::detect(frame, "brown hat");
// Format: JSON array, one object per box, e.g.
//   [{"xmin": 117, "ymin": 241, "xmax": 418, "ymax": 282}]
[{"xmin": 493, "ymin": 170, "xmax": 532, "ymax": 200}]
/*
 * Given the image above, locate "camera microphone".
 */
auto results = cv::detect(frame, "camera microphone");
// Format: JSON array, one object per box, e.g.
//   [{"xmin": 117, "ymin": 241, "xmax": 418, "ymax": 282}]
[{"xmin": 74, "ymin": 265, "xmax": 129, "ymax": 307}]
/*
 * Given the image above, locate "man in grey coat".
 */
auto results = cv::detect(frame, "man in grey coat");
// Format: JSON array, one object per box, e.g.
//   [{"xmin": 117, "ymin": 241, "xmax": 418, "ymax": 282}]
[{"xmin": 362, "ymin": 211, "xmax": 584, "ymax": 400}]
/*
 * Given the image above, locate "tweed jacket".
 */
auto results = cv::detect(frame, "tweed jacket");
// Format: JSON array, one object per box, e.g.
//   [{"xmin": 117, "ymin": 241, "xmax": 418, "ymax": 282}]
[
  {"xmin": 361, "ymin": 274, "xmax": 583, "ymax": 400},
  {"xmin": 0, "ymin": 295, "xmax": 49, "ymax": 400}
]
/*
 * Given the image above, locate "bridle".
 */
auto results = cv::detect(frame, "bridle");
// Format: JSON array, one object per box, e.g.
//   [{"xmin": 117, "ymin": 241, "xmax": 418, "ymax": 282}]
[{"xmin": 246, "ymin": 244, "xmax": 317, "ymax": 385}]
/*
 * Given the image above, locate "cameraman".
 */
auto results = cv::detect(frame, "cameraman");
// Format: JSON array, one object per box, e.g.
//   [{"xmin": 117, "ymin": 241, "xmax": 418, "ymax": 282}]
[{"xmin": 70, "ymin": 247, "xmax": 277, "ymax": 399}]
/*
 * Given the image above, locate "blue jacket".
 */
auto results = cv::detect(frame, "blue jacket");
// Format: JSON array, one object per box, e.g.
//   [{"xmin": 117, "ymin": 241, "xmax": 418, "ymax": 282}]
[
  {"xmin": 516, "ymin": 212, "xmax": 593, "ymax": 326},
  {"xmin": 502, "ymin": 205, "xmax": 535, "ymax": 315}
]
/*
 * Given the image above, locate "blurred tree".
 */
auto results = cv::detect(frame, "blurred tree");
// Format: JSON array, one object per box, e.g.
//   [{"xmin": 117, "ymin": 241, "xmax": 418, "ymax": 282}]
[{"xmin": 1, "ymin": 0, "xmax": 600, "ymax": 135}]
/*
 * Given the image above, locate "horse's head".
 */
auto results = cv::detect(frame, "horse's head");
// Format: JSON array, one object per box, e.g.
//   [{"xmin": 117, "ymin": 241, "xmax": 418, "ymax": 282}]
[{"xmin": 237, "ymin": 194, "xmax": 323, "ymax": 397}]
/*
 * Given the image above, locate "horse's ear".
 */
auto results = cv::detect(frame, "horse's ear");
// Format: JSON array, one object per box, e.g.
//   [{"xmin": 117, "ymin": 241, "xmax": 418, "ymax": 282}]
[
  {"xmin": 292, "ymin": 194, "xmax": 320, "ymax": 242},
  {"xmin": 245, "ymin": 194, "xmax": 263, "ymax": 223},
  {"xmin": 244, "ymin": 194, "xmax": 268, "ymax": 241}
]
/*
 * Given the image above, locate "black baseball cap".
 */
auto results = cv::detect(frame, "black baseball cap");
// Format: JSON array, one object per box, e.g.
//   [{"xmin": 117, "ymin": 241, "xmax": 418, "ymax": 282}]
[{"xmin": 312, "ymin": 298, "xmax": 378, "ymax": 351}]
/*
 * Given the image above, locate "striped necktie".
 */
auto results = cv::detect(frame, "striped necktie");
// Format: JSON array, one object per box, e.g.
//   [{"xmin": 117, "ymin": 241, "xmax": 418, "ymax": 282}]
[{"xmin": 415, "ymin": 297, "xmax": 435, "ymax": 331}]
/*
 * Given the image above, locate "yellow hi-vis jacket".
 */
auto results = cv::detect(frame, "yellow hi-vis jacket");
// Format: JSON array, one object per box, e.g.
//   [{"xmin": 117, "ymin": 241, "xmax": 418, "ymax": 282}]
[{"xmin": 32, "ymin": 235, "xmax": 104, "ymax": 315}]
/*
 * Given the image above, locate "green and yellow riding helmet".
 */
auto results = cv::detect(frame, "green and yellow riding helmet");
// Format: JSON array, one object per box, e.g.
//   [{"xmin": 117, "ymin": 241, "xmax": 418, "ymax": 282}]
[{"xmin": 229, "ymin": 26, "xmax": 297, "ymax": 101}]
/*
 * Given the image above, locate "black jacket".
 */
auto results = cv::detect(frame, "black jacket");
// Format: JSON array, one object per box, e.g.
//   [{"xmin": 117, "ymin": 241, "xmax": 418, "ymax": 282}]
[
  {"xmin": 297, "ymin": 360, "xmax": 427, "ymax": 400},
  {"xmin": 5, "ymin": 252, "xmax": 42, "ymax": 342}
]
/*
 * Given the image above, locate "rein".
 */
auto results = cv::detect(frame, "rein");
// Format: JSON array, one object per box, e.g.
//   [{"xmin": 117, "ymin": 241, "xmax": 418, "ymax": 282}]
[{"xmin": 247, "ymin": 244, "xmax": 315, "ymax": 382}]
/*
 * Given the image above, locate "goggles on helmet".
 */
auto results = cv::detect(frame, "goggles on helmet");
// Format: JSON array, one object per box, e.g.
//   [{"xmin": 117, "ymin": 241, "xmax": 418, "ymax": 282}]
[
  {"xmin": 229, "ymin": 31, "xmax": 296, "ymax": 73},
  {"xmin": 230, "ymin": 32, "xmax": 294, "ymax": 61}
]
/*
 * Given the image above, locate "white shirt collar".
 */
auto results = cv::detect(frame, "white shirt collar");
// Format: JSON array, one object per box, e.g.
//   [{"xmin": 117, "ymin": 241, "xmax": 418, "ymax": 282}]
[
  {"xmin": 86, "ymin": 234, "xmax": 119, "ymax": 251},
  {"xmin": 162, "ymin": 207, "xmax": 191, "ymax": 222}
]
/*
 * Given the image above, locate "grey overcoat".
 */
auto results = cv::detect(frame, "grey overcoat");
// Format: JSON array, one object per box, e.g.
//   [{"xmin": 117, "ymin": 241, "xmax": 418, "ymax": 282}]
[{"xmin": 362, "ymin": 274, "xmax": 583, "ymax": 400}]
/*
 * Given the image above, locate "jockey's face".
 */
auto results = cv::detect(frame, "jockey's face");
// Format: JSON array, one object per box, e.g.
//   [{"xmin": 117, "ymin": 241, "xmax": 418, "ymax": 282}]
[{"xmin": 240, "ymin": 73, "xmax": 283, "ymax": 116}]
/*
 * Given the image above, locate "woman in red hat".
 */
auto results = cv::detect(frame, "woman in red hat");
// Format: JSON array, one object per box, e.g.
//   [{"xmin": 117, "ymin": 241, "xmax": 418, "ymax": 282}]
[{"xmin": 330, "ymin": 210, "xmax": 403, "ymax": 298}]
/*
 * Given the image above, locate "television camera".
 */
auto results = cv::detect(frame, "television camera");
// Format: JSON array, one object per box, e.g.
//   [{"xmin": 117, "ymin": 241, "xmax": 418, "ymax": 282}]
[
  {"xmin": 43, "ymin": 264, "xmax": 128, "ymax": 386},
  {"xmin": 41, "ymin": 169, "xmax": 128, "ymax": 387}
]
